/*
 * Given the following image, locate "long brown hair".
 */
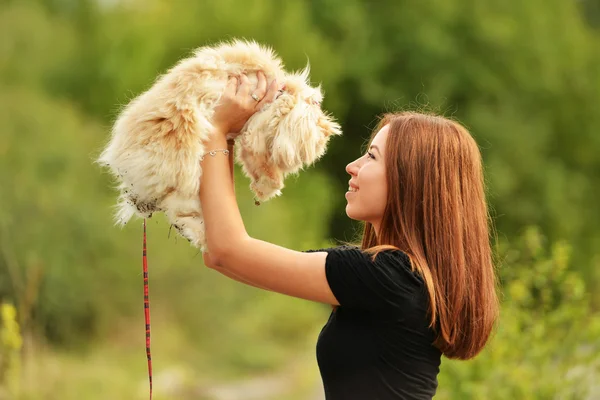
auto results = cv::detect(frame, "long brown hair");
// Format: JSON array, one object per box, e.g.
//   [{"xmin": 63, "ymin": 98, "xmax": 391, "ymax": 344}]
[{"xmin": 361, "ymin": 111, "xmax": 499, "ymax": 360}]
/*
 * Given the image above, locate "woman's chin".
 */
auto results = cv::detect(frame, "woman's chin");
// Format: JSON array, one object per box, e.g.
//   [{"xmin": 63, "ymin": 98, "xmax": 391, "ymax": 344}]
[{"xmin": 345, "ymin": 205, "xmax": 360, "ymax": 221}]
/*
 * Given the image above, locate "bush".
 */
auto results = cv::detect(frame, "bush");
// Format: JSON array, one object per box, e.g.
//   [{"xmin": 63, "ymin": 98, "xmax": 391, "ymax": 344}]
[{"xmin": 0, "ymin": 303, "xmax": 22, "ymax": 398}]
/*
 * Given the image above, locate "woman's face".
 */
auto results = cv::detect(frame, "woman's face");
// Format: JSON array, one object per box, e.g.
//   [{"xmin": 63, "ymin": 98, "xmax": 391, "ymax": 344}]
[{"xmin": 345, "ymin": 125, "xmax": 389, "ymax": 234}]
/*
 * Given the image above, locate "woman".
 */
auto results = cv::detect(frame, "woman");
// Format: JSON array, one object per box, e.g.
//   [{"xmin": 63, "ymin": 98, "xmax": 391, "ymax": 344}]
[{"xmin": 200, "ymin": 71, "xmax": 499, "ymax": 399}]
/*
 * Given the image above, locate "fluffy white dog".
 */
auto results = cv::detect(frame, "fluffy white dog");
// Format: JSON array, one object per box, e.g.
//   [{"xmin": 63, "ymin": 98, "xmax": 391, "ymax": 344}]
[{"xmin": 97, "ymin": 40, "xmax": 341, "ymax": 249}]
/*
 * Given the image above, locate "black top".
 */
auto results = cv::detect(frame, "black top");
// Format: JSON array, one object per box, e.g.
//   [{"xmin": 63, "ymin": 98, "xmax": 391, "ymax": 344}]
[{"xmin": 306, "ymin": 246, "xmax": 441, "ymax": 400}]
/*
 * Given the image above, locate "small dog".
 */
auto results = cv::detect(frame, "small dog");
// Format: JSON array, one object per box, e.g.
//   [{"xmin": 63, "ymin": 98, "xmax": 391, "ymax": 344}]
[{"xmin": 97, "ymin": 40, "xmax": 341, "ymax": 249}]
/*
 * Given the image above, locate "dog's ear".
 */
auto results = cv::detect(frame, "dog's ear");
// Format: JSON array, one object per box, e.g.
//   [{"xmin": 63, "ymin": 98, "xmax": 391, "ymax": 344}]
[
  {"xmin": 270, "ymin": 100, "xmax": 314, "ymax": 169},
  {"xmin": 270, "ymin": 100, "xmax": 340, "ymax": 170},
  {"xmin": 311, "ymin": 113, "xmax": 341, "ymax": 160},
  {"xmin": 317, "ymin": 113, "xmax": 342, "ymax": 138}
]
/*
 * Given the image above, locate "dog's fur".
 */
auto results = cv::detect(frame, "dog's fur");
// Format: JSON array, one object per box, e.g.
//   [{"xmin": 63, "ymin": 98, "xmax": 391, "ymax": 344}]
[{"xmin": 97, "ymin": 40, "xmax": 341, "ymax": 249}]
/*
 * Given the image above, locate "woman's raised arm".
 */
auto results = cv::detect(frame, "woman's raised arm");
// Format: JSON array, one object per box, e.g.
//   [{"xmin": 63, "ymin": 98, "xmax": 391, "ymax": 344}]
[{"xmin": 199, "ymin": 72, "xmax": 339, "ymax": 306}]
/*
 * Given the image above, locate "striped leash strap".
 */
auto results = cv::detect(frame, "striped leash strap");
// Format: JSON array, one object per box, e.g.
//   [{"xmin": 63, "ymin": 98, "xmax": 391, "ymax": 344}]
[{"xmin": 143, "ymin": 219, "xmax": 153, "ymax": 399}]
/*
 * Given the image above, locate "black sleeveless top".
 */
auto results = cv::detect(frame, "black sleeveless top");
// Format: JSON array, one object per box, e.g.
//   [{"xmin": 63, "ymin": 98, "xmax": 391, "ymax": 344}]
[{"xmin": 306, "ymin": 246, "xmax": 441, "ymax": 399}]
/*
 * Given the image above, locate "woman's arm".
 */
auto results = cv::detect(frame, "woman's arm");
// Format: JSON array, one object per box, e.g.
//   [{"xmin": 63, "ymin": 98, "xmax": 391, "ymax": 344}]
[
  {"xmin": 203, "ymin": 252, "xmax": 271, "ymax": 291},
  {"xmin": 201, "ymin": 138, "xmax": 271, "ymax": 291},
  {"xmin": 199, "ymin": 72, "xmax": 339, "ymax": 306},
  {"xmin": 227, "ymin": 138, "xmax": 235, "ymax": 189}
]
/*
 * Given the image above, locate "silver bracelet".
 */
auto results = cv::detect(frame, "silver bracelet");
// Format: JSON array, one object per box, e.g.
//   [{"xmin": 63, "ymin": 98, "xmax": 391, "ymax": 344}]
[{"xmin": 200, "ymin": 149, "xmax": 230, "ymax": 161}]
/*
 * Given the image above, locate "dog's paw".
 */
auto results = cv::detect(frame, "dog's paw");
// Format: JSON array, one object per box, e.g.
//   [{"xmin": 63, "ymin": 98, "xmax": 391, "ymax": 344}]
[
  {"xmin": 250, "ymin": 180, "xmax": 283, "ymax": 202},
  {"xmin": 170, "ymin": 215, "xmax": 206, "ymax": 248}
]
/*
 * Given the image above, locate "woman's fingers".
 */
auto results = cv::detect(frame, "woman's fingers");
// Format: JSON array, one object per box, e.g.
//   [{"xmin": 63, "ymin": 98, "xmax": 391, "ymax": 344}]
[
  {"xmin": 256, "ymin": 78, "xmax": 279, "ymax": 110},
  {"xmin": 253, "ymin": 71, "xmax": 268, "ymax": 103},
  {"xmin": 237, "ymin": 73, "xmax": 252, "ymax": 97},
  {"xmin": 224, "ymin": 76, "xmax": 238, "ymax": 98}
]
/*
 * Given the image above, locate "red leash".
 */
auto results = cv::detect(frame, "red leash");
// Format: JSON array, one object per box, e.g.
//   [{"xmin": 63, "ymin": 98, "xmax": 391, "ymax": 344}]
[{"xmin": 143, "ymin": 219, "xmax": 153, "ymax": 399}]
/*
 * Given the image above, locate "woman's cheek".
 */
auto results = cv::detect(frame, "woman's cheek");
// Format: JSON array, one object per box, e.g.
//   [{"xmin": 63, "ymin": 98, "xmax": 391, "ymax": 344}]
[{"xmin": 374, "ymin": 180, "xmax": 388, "ymax": 215}]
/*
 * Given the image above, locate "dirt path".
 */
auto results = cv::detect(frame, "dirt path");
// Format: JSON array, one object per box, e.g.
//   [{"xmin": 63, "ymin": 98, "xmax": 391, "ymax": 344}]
[{"xmin": 148, "ymin": 357, "xmax": 324, "ymax": 400}]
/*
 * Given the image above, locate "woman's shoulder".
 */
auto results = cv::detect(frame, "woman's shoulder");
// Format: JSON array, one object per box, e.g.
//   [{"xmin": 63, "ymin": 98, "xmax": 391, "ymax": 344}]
[
  {"xmin": 303, "ymin": 244, "xmax": 358, "ymax": 253},
  {"xmin": 359, "ymin": 248, "xmax": 423, "ymax": 286},
  {"xmin": 305, "ymin": 244, "xmax": 407, "ymax": 262},
  {"xmin": 305, "ymin": 245, "xmax": 423, "ymax": 285}
]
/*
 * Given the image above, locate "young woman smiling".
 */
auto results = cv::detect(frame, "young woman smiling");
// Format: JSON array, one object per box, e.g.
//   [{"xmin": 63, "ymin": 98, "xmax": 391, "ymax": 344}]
[{"xmin": 200, "ymin": 71, "xmax": 499, "ymax": 399}]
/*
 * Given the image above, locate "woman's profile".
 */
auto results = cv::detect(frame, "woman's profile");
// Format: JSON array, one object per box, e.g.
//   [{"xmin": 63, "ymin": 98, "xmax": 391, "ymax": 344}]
[{"xmin": 199, "ymin": 71, "xmax": 499, "ymax": 399}]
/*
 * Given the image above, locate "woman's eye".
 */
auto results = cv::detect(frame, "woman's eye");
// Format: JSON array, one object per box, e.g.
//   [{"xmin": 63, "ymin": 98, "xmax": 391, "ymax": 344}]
[{"xmin": 367, "ymin": 151, "xmax": 376, "ymax": 160}]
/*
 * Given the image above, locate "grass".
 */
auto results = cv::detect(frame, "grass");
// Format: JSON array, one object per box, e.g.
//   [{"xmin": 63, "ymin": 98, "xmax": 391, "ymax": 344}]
[{"xmin": 13, "ymin": 312, "xmax": 325, "ymax": 400}]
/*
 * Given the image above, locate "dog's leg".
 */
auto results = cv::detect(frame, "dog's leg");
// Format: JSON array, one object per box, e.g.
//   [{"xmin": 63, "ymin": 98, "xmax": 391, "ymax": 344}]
[
  {"xmin": 249, "ymin": 163, "xmax": 284, "ymax": 202},
  {"xmin": 161, "ymin": 193, "xmax": 207, "ymax": 249}
]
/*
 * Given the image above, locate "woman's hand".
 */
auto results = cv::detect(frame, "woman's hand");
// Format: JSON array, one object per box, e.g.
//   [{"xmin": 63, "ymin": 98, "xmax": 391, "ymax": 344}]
[{"xmin": 212, "ymin": 71, "xmax": 279, "ymax": 138}]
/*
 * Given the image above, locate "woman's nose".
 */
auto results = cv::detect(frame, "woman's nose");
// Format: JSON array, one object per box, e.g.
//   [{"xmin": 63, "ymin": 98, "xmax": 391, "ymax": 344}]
[{"xmin": 346, "ymin": 159, "xmax": 359, "ymax": 177}]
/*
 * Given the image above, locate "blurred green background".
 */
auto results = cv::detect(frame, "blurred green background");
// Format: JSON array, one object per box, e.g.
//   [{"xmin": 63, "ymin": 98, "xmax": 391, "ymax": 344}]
[{"xmin": 1, "ymin": 0, "xmax": 600, "ymax": 399}]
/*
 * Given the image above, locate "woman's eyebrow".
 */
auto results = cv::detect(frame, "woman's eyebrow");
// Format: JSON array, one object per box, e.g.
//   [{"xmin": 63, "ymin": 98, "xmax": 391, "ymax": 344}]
[{"xmin": 369, "ymin": 145, "xmax": 381, "ymax": 154}]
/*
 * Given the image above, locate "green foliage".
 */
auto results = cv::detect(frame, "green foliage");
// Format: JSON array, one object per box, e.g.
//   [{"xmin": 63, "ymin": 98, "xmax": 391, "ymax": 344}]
[
  {"xmin": 0, "ymin": 303, "xmax": 22, "ymax": 397},
  {"xmin": 305, "ymin": 0, "xmax": 600, "ymax": 278}
]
